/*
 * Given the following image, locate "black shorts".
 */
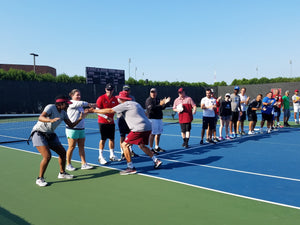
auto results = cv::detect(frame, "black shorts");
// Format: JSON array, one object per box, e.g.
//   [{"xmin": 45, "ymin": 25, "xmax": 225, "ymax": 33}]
[
  {"xmin": 118, "ymin": 116, "xmax": 130, "ymax": 137},
  {"xmin": 247, "ymin": 112, "xmax": 257, "ymax": 122},
  {"xmin": 274, "ymin": 108, "xmax": 281, "ymax": 117},
  {"xmin": 231, "ymin": 111, "xmax": 239, "ymax": 122},
  {"xmin": 262, "ymin": 113, "xmax": 273, "ymax": 123},
  {"xmin": 98, "ymin": 123, "xmax": 115, "ymax": 140},
  {"xmin": 238, "ymin": 111, "xmax": 246, "ymax": 121},
  {"xmin": 180, "ymin": 123, "xmax": 192, "ymax": 133},
  {"xmin": 202, "ymin": 117, "xmax": 215, "ymax": 130}
]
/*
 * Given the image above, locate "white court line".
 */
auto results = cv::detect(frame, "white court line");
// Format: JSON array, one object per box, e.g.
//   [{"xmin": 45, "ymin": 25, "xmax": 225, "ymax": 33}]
[{"xmin": 1, "ymin": 144, "xmax": 300, "ymax": 210}]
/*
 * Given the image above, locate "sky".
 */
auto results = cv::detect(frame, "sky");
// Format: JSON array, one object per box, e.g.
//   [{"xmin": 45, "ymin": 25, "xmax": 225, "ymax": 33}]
[{"xmin": 1, "ymin": 0, "xmax": 300, "ymax": 85}]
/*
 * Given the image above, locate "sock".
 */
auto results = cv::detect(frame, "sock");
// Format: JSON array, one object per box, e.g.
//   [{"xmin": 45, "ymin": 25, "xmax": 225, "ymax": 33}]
[
  {"xmin": 155, "ymin": 145, "xmax": 159, "ymax": 149},
  {"xmin": 127, "ymin": 162, "xmax": 133, "ymax": 169},
  {"xmin": 185, "ymin": 138, "xmax": 189, "ymax": 144},
  {"xmin": 99, "ymin": 149, "xmax": 103, "ymax": 158},
  {"xmin": 152, "ymin": 156, "xmax": 157, "ymax": 162},
  {"xmin": 109, "ymin": 149, "xmax": 114, "ymax": 157},
  {"xmin": 183, "ymin": 138, "xmax": 186, "ymax": 143}
]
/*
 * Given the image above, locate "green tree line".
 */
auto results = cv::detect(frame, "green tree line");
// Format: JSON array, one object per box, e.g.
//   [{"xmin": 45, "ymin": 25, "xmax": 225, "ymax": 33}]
[{"xmin": 1, "ymin": 68, "xmax": 299, "ymax": 86}]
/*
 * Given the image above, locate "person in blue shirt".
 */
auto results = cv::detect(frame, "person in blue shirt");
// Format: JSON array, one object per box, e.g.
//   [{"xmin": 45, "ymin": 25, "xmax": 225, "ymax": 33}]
[{"xmin": 260, "ymin": 91, "xmax": 275, "ymax": 133}]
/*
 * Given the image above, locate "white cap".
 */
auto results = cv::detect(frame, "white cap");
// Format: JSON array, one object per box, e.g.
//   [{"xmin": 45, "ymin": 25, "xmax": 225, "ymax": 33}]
[{"xmin": 225, "ymin": 93, "xmax": 230, "ymax": 97}]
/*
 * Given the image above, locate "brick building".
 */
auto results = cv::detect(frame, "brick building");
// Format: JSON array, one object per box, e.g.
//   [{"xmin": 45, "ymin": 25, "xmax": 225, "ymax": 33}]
[{"xmin": 0, "ymin": 64, "xmax": 56, "ymax": 77}]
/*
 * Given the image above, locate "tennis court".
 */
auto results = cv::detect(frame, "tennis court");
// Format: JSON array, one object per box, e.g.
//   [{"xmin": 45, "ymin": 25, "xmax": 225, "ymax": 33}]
[{"xmin": 1, "ymin": 112, "xmax": 300, "ymax": 224}]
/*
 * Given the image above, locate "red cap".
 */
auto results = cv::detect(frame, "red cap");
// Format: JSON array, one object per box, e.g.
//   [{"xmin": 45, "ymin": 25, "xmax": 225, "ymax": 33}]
[
  {"xmin": 295, "ymin": 89, "xmax": 299, "ymax": 92},
  {"xmin": 178, "ymin": 87, "xmax": 184, "ymax": 93},
  {"xmin": 116, "ymin": 91, "xmax": 132, "ymax": 101},
  {"xmin": 55, "ymin": 98, "xmax": 72, "ymax": 104}
]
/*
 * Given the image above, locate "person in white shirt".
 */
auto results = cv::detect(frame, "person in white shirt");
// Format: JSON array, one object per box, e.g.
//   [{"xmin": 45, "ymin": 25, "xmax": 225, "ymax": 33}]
[
  {"xmin": 66, "ymin": 89, "xmax": 95, "ymax": 171},
  {"xmin": 237, "ymin": 87, "xmax": 250, "ymax": 135},
  {"xmin": 292, "ymin": 89, "xmax": 300, "ymax": 124},
  {"xmin": 200, "ymin": 89, "xmax": 216, "ymax": 144}
]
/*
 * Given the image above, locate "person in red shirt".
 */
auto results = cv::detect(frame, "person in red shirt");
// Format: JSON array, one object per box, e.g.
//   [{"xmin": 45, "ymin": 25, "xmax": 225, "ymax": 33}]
[
  {"xmin": 173, "ymin": 87, "xmax": 197, "ymax": 148},
  {"xmin": 96, "ymin": 83, "xmax": 119, "ymax": 164}
]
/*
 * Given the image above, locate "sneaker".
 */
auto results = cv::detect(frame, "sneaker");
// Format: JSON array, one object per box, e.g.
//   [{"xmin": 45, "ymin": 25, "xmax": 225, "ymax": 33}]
[
  {"xmin": 154, "ymin": 159, "xmax": 162, "ymax": 169},
  {"xmin": 121, "ymin": 153, "xmax": 126, "ymax": 161},
  {"xmin": 131, "ymin": 151, "xmax": 139, "ymax": 157},
  {"xmin": 184, "ymin": 144, "xmax": 189, "ymax": 148},
  {"xmin": 200, "ymin": 140, "xmax": 204, "ymax": 145},
  {"xmin": 98, "ymin": 157, "xmax": 108, "ymax": 165},
  {"xmin": 151, "ymin": 149, "xmax": 159, "ymax": 155},
  {"xmin": 218, "ymin": 137, "xmax": 224, "ymax": 141},
  {"xmin": 230, "ymin": 134, "xmax": 236, "ymax": 139},
  {"xmin": 213, "ymin": 137, "xmax": 220, "ymax": 142},
  {"xmin": 260, "ymin": 128, "xmax": 263, "ymax": 134},
  {"xmin": 296, "ymin": 121, "xmax": 299, "ymax": 124},
  {"xmin": 267, "ymin": 128, "xmax": 271, "ymax": 134},
  {"xmin": 36, "ymin": 177, "xmax": 48, "ymax": 187},
  {"xmin": 66, "ymin": 164, "xmax": 76, "ymax": 171},
  {"xmin": 155, "ymin": 147, "xmax": 166, "ymax": 152},
  {"xmin": 58, "ymin": 172, "xmax": 74, "ymax": 179},
  {"xmin": 182, "ymin": 142, "xmax": 186, "ymax": 147},
  {"xmin": 205, "ymin": 139, "xmax": 210, "ymax": 143},
  {"xmin": 81, "ymin": 163, "xmax": 93, "ymax": 170},
  {"xmin": 241, "ymin": 131, "xmax": 246, "ymax": 135},
  {"xmin": 225, "ymin": 135, "xmax": 232, "ymax": 140},
  {"xmin": 209, "ymin": 139, "xmax": 216, "ymax": 144},
  {"xmin": 110, "ymin": 155, "xmax": 120, "ymax": 162},
  {"xmin": 119, "ymin": 167, "xmax": 137, "ymax": 175}
]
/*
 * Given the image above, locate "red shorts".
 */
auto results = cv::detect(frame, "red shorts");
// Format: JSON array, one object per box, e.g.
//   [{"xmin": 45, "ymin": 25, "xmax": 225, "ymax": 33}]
[{"xmin": 125, "ymin": 131, "xmax": 151, "ymax": 145}]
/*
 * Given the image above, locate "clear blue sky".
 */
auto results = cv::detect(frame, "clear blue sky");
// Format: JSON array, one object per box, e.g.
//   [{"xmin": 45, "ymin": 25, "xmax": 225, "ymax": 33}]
[{"xmin": 1, "ymin": 0, "xmax": 299, "ymax": 84}]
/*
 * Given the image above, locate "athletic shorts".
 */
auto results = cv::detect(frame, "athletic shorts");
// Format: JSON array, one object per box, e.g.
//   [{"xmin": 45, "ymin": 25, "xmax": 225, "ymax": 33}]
[
  {"xmin": 32, "ymin": 131, "xmax": 61, "ymax": 147},
  {"xmin": 180, "ymin": 123, "xmax": 192, "ymax": 133},
  {"xmin": 66, "ymin": 128, "xmax": 85, "ymax": 139},
  {"xmin": 231, "ymin": 111, "xmax": 239, "ymax": 122},
  {"xmin": 238, "ymin": 111, "xmax": 246, "ymax": 121},
  {"xmin": 247, "ymin": 112, "xmax": 257, "ymax": 122},
  {"xmin": 202, "ymin": 117, "xmax": 215, "ymax": 130},
  {"xmin": 273, "ymin": 108, "xmax": 281, "ymax": 118},
  {"xmin": 294, "ymin": 105, "xmax": 300, "ymax": 113},
  {"xmin": 220, "ymin": 115, "xmax": 231, "ymax": 121},
  {"xmin": 284, "ymin": 109, "xmax": 290, "ymax": 118},
  {"xmin": 125, "ymin": 131, "xmax": 151, "ymax": 145},
  {"xmin": 262, "ymin": 113, "xmax": 273, "ymax": 123},
  {"xmin": 118, "ymin": 116, "xmax": 130, "ymax": 137},
  {"xmin": 150, "ymin": 119, "xmax": 163, "ymax": 135},
  {"xmin": 98, "ymin": 123, "xmax": 115, "ymax": 140}
]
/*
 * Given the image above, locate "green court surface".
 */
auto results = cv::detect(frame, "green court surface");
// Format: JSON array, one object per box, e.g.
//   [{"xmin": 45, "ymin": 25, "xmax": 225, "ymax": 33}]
[{"xmin": 0, "ymin": 146, "xmax": 299, "ymax": 225}]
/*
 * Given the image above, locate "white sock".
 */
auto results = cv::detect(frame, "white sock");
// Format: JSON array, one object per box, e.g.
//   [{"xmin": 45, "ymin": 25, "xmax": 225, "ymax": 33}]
[
  {"xmin": 109, "ymin": 149, "xmax": 115, "ymax": 158},
  {"xmin": 127, "ymin": 162, "xmax": 133, "ymax": 169},
  {"xmin": 99, "ymin": 149, "xmax": 104, "ymax": 159},
  {"xmin": 152, "ymin": 156, "xmax": 157, "ymax": 162},
  {"xmin": 155, "ymin": 145, "xmax": 159, "ymax": 149}
]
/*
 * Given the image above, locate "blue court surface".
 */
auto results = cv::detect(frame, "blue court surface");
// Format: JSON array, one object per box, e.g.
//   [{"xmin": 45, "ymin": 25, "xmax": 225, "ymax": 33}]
[{"xmin": 2, "ymin": 120, "xmax": 300, "ymax": 210}]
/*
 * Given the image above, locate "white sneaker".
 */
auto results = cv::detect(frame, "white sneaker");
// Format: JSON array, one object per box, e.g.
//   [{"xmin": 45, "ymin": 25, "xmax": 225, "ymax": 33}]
[
  {"xmin": 58, "ymin": 172, "xmax": 74, "ymax": 179},
  {"xmin": 248, "ymin": 131, "xmax": 253, "ymax": 135},
  {"xmin": 98, "ymin": 157, "xmax": 107, "ymax": 165},
  {"xmin": 260, "ymin": 128, "xmax": 263, "ymax": 134},
  {"xmin": 81, "ymin": 163, "xmax": 93, "ymax": 170},
  {"xmin": 110, "ymin": 155, "xmax": 120, "ymax": 162},
  {"xmin": 267, "ymin": 128, "xmax": 271, "ymax": 133},
  {"xmin": 66, "ymin": 164, "xmax": 76, "ymax": 171},
  {"xmin": 36, "ymin": 177, "xmax": 48, "ymax": 187}
]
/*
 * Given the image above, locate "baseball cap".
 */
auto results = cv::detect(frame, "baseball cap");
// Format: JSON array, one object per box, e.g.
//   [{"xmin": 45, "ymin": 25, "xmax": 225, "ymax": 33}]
[
  {"xmin": 295, "ymin": 89, "xmax": 299, "ymax": 92},
  {"xmin": 150, "ymin": 88, "xmax": 157, "ymax": 93},
  {"xmin": 178, "ymin": 87, "xmax": 184, "ymax": 93},
  {"xmin": 225, "ymin": 93, "xmax": 230, "ymax": 97},
  {"xmin": 105, "ymin": 83, "xmax": 114, "ymax": 90},
  {"xmin": 123, "ymin": 85, "xmax": 130, "ymax": 91},
  {"xmin": 211, "ymin": 89, "xmax": 214, "ymax": 93},
  {"xmin": 234, "ymin": 86, "xmax": 240, "ymax": 90},
  {"xmin": 116, "ymin": 91, "xmax": 132, "ymax": 101}
]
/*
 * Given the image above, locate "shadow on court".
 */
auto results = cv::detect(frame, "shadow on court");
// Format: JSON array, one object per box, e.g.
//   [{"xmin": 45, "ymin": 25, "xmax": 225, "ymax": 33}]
[
  {"xmin": 0, "ymin": 206, "xmax": 31, "ymax": 225},
  {"xmin": 47, "ymin": 168, "xmax": 119, "ymax": 186}
]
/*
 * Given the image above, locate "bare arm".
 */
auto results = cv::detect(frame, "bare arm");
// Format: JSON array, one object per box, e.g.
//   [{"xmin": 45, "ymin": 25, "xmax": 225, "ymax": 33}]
[{"xmin": 38, "ymin": 111, "xmax": 60, "ymax": 123}]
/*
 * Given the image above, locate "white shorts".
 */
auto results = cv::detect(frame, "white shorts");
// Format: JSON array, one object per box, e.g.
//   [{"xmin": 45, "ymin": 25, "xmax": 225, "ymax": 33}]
[
  {"xmin": 294, "ymin": 105, "xmax": 300, "ymax": 113},
  {"xmin": 150, "ymin": 119, "xmax": 163, "ymax": 135}
]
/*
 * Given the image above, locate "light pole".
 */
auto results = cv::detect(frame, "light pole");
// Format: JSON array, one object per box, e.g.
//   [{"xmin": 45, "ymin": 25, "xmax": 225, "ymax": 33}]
[
  {"xmin": 128, "ymin": 58, "xmax": 131, "ymax": 78},
  {"xmin": 30, "ymin": 53, "xmax": 39, "ymax": 73},
  {"xmin": 135, "ymin": 67, "xmax": 137, "ymax": 79}
]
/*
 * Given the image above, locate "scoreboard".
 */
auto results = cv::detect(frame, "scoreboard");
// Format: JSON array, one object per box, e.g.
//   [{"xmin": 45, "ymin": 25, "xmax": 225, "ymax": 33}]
[{"xmin": 86, "ymin": 67, "xmax": 125, "ymax": 85}]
